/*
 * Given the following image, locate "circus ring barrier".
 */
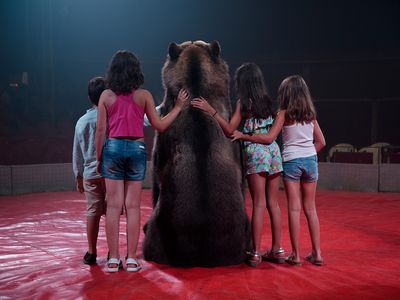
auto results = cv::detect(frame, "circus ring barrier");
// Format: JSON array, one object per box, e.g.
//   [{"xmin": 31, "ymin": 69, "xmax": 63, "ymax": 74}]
[{"xmin": 1, "ymin": 160, "xmax": 399, "ymax": 195}]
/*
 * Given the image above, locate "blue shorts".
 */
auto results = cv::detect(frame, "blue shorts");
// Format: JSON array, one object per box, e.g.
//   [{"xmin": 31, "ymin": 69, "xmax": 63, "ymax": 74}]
[
  {"xmin": 282, "ymin": 155, "xmax": 318, "ymax": 182},
  {"xmin": 101, "ymin": 138, "xmax": 147, "ymax": 181}
]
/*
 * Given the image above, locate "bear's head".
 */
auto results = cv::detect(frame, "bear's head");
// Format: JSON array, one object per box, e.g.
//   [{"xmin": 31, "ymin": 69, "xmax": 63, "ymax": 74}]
[{"xmin": 161, "ymin": 40, "xmax": 230, "ymax": 117}]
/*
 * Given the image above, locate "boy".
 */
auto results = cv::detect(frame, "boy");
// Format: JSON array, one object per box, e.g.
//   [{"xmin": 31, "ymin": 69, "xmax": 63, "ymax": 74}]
[{"xmin": 72, "ymin": 77, "xmax": 106, "ymax": 265}]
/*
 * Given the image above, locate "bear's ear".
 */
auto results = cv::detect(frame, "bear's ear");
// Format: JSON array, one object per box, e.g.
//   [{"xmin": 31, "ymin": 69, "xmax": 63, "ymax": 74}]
[
  {"xmin": 209, "ymin": 41, "xmax": 221, "ymax": 59},
  {"xmin": 168, "ymin": 42, "xmax": 182, "ymax": 60}
]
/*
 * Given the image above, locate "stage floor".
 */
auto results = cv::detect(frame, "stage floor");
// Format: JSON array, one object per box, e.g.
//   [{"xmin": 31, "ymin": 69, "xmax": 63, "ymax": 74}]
[{"xmin": 1, "ymin": 189, "xmax": 399, "ymax": 299}]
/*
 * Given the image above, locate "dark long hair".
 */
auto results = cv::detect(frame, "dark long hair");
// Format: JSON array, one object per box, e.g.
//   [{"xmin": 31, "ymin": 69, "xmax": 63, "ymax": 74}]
[
  {"xmin": 106, "ymin": 50, "xmax": 144, "ymax": 95},
  {"xmin": 278, "ymin": 75, "xmax": 316, "ymax": 123},
  {"xmin": 234, "ymin": 63, "xmax": 274, "ymax": 118}
]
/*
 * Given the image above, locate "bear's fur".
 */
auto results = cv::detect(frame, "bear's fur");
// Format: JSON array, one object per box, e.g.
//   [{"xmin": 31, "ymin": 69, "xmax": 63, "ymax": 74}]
[{"xmin": 143, "ymin": 41, "xmax": 251, "ymax": 267}]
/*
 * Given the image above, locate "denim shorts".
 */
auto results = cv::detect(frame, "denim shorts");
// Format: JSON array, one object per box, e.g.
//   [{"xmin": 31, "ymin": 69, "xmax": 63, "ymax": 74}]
[
  {"xmin": 101, "ymin": 138, "xmax": 147, "ymax": 181},
  {"xmin": 282, "ymin": 155, "xmax": 318, "ymax": 182}
]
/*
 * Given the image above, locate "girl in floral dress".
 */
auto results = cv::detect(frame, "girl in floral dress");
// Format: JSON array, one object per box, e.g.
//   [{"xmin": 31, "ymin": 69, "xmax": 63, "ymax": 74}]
[
  {"xmin": 192, "ymin": 63, "xmax": 285, "ymax": 266},
  {"xmin": 232, "ymin": 75, "xmax": 326, "ymax": 266}
]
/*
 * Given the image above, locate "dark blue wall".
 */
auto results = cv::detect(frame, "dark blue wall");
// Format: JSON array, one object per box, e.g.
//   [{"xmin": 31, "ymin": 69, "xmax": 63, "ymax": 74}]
[{"xmin": 0, "ymin": 0, "xmax": 399, "ymax": 162}]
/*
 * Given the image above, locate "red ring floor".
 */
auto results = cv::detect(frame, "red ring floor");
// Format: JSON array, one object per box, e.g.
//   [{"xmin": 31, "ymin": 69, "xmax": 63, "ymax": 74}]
[{"xmin": 1, "ymin": 189, "xmax": 400, "ymax": 300}]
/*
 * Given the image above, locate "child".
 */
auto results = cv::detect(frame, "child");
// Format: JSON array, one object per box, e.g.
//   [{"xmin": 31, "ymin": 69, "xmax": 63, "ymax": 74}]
[
  {"xmin": 95, "ymin": 50, "xmax": 189, "ymax": 272},
  {"xmin": 231, "ymin": 75, "xmax": 326, "ymax": 266},
  {"xmin": 72, "ymin": 76, "xmax": 107, "ymax": 265},
  {"xmin": 191, "ymin": 63, "xmax": 285, "ymax": 267}
]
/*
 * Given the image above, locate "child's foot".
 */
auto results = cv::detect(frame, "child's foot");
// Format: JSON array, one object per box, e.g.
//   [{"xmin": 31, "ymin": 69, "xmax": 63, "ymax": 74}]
[
  {"xmin": 285, "ymin": 253, "xmax": 302, "ymax": 266},
  {"xmin": 108, "ymin": 251, "xmax": 128, "ymax": 261},
  {"xmin": 305, "ymin": 253, "xmax": 324, "ymax": 266},
  {"xmin": 126, "ymin": 258, "xmax": 141, "ymax": 272},
  {"xmin": 107, "ymin": 258, "xmax": 123, "ymax": 273},
  {"xmin": 247, "ymin": 251, "xmax": 262, "ymax": 267},
  {"xmin": 262, "ymin": 248, "xmax": 286, "ymax": 264},
  {"xmin": 83, "ymin": 251, "xmax": 97, "ymax": 265}
]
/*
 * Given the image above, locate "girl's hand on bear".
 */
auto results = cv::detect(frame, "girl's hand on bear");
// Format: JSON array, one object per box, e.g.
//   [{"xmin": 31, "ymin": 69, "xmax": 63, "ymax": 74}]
[
  {"xmin": 230, "ymin": 130, "xmax": 244, "ymax": 142},
  {"xmin": 191, "ymin": 97, "xmax": 216, "ymax": 115},
  {"xmin": 176, "ymin": 88, "xmax": 190, "ymax": 109}
]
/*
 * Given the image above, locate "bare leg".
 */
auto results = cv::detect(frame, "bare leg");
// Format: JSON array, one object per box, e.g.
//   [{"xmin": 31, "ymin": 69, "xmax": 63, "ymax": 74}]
[
  {"xmin": 301, "ymin": 181, "xmax": 322, "ymax": 261},
  {"xmin": 247, "ymin": 173, "xmax": 267, "ymax": 253},
  {"xmin": 105, "ymin": 178, "xmax": 125, "ymax": 265},
  {"xmin": 284, "ymin": 180, "xmax": 302, "ymax": 262},
  {"xmin": 125, "ymin": 180, "xmax": 143, "ymax": 259},
  {"xmin": 87, "ymin": 215, "xmax": 101, "ymax": 254},
  {"xmin": 265, "ymin": 173, "xmax": 282, "ymax": 251}
]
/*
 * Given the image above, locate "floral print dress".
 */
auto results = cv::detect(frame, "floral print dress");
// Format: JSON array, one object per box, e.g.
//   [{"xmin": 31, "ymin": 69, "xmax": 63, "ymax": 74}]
[{"xmin": 242, "ymin": 116, "xmax": 283, "ymax": 176}]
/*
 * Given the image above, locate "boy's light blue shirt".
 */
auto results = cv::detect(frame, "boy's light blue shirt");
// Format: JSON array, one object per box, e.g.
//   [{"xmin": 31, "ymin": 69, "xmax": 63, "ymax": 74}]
[
  {"xmin": 73, "ymin": 104, "xmax": 161, "ymax": 179},
  {"xmin": 72, "ymin": 107, "xmax": 101, "ymax": 180}
]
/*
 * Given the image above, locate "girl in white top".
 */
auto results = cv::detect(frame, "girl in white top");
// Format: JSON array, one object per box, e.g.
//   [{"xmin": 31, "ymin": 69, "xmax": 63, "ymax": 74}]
[{"xmin": 232, "ymin": 75, "xmax": 326, "ymax": 266}]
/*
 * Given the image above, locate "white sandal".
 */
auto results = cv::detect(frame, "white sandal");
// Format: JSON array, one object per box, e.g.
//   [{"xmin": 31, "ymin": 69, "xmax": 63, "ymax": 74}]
[
  {"xmin": 126, "ymin": 258, "xmax": 141, "ymax": 272},
  {"xmin": 107, "ymin": 258, "xmax": 121, "ymax": 273}
]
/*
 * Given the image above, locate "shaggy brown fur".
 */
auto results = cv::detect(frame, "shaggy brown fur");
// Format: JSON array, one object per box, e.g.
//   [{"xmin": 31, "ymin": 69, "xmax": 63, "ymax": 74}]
[{"xmin": 143, "ymin": 41, "xmax": 251, "ymax": 267}]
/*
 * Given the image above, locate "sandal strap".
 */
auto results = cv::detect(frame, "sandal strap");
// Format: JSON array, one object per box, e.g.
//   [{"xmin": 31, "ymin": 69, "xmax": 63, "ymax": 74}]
[
  {"xmin": 305, "ymin": 254, "xmax": 313, "ymax": 260},
  {"xmin": 267, "ymin": 248, "xmax": 284, "ymax": 255},
  {"xmin": 126, "ymin": 258, "xmax": 140, "ymax": 266},
  {"xmin": 108, "ymin": 258, "xmax": 120, "ymax": 265},
  {"xmin": 273, "ymin": 248, "xmax": 284, "ymax": 254},
  {"xmin": 246, "ymin": 251, "xmax": 261, "ymax": 256},
  {"xmin": 305, "ymin": 254, "xmax": 324, "ymax": 264}
]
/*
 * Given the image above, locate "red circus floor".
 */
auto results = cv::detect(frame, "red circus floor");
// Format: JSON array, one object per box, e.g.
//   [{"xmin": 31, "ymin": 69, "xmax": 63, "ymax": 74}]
[{"xmin": 1, "ymin": 189, "xmax": 400, "ymax": 300}]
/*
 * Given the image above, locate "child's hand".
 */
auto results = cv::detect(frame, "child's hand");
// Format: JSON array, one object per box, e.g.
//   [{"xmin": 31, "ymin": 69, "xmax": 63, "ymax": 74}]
[
  {"xmin": 231, "ymin": 130, "xmax": 244, "ymax": 142},
  {"xmin": 76, "ymin": 177, "xmax": 84, "ymax": 193},
  {"xmin": 176, "ymin": 88, "xmax": 189, "ymax": 109},
  {"xmin": 96, "ymin": 161, "xmax": 102, "ymax": 175},
  {"xmin": 191, "ymin": 97, "xmax": 216, "ymax": 115}
]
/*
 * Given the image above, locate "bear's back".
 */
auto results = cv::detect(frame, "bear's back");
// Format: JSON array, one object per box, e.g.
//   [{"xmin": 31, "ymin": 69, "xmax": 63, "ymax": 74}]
[{"xmin": 143, "ymin": 41, "xmax": 251, "ymax": 267}]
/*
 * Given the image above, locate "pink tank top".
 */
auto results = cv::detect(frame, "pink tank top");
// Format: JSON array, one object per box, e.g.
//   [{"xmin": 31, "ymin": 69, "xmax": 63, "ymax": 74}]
[{"xmin": 106, "ymin": 90, "xmax": 144, "ymax": 138}]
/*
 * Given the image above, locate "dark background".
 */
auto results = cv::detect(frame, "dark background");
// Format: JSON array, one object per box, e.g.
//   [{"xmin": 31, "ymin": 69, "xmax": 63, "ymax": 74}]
[{"xmin": 0, "ymin": 0, "xmax": 399, "ymax": 164}]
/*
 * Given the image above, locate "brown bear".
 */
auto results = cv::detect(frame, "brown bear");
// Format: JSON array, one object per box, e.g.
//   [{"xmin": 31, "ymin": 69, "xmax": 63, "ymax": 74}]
[{"xmin": 143, "ymin": 41, "xmax": 251, "ymax": 267}]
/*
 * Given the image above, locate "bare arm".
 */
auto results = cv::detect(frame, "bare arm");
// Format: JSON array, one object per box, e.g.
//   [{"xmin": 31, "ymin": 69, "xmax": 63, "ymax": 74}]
[
  {"xmin": 191, "ymin": 97, "xmax": 242, "ymax": 136},
  {"xmin": 313, "ymin": 120, "xmax": 326, "ymax": 153},
  {"xmin": 145, "ymin": 88, "xmax": 189, "ymax": 132},
  {"xmin": 144, "ymin": 105, "xmax": 161, "ymax": 126},
  {"xmin": 72, "ymin": 126, "xmax": 83, "ymax": 178},
  {"xmin": 231, "ymin": 110, "xmax": 286, "ymax": 144},
  {"xmin": 95, "ymin": 93, "xmax": 108, "ymax": 173},
  {"xmin": 72, "ymin": 126, "xmax": 84, "ymax": 193},
  {"xmin": 72, "ymin": 128, "xmax": 84, "ymax": 193}
]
